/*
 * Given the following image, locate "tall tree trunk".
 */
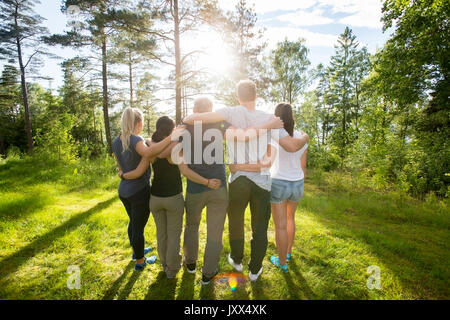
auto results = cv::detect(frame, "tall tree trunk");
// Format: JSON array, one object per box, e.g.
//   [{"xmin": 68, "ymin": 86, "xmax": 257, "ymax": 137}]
[
  {"xmin": 173, "ymin": 0, "xmax": 182, "ymax": 125},
  {"xmin": 14, "ymin": 10, "xmax": 33, "ymax": 153},
  {"xmin": 128, "ymin": 50, "xmax": 133, "ymax": 107},
  {"xmin": 92, "ymin": 102, "xmax": 97, "ymax": 144},
  {"xmin": 0, "ymin": 135, "xmax": 4, "ymax": 156},
  {"xmin": 101, "ymin": 31, "xmax": 112, "ymax": 154},
  {"xmin": 355, "ymin": 85, "xmax": 360, "ymax": 137}
]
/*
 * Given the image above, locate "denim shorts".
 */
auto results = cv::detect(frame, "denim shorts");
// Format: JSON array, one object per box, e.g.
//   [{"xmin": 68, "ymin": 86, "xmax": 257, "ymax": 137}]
[{"xmin": 270, "ymin": 178, "xmax": 304, "ymax": 204}]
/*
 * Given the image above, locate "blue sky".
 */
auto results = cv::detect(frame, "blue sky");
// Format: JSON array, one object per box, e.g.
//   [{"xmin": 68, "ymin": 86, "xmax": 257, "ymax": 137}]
[{"xmin": 28, "ymin": 0, "xmax": 390, "ymax": 92}]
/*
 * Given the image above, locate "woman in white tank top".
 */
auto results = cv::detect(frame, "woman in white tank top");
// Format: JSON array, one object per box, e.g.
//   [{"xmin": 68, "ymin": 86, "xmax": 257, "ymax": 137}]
[{"xmin": 269, "ymin": 103, "xmax": 308, "ymax": 272}]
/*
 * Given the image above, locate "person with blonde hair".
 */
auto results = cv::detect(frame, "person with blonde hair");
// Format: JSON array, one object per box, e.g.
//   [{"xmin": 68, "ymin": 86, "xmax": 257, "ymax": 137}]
[
  {"xmin": 112, "ymin": 107, "xmax": 184, "ymax": 271},
  {"xmin": 120, "ymin": 111, "xmax": 223, "ymax": 280}
]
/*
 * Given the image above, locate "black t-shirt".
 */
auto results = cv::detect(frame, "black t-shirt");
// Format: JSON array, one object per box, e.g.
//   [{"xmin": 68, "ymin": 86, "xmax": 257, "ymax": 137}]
[
  {"xmin": 150, "ymin": 158, "xmax": 182, "ymax": 197},
  {"xmin": 181, "ymin": 121, "xmax": 230, "ymax": 194}
]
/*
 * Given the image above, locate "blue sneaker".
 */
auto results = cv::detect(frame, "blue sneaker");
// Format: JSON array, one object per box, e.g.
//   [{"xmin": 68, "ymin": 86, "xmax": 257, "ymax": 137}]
[
  {"xmin": 286, "ymin": 253, "xmax": 292, "ymax": 262},
  {"xmin": 134, "ymin": 255, "xmax": 157, "ymax": 271},
  {"xmin": 132, "ymin": 247, "xmax": 153, "ymax": 261},
  {"xmin": 270, "ymin": 256, "xmax": 288, "ymax": 272}
]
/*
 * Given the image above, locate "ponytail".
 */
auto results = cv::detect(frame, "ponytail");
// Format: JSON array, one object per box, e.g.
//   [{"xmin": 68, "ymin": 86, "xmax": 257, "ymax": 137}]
[
  {"xmin": 120, "ymin": 107, "xmax": 143, "ymax": 152},
  {"xmin": 151, "ymin": 116, "xmax": 175, "ymax": 143}
]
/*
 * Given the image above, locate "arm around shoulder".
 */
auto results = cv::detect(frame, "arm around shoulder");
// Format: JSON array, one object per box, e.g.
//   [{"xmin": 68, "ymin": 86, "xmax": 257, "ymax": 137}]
[{"xmin": 279, "ymin": 132, "xmax": 309, "ymax": 152}]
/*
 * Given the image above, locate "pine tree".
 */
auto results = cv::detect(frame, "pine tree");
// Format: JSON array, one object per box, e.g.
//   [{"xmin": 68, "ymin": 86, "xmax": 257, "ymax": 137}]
[
  {"xmin": 0, "ymin": 0, "xmax": 51, "ymax": 152},
  {"xmin": 327, "ymin": 27, "xmax": 360, "ymax": 165}
]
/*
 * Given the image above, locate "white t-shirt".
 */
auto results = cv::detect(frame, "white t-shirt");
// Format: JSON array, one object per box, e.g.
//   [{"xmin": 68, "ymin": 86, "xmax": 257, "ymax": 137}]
[
  {"xmin": 270, "ymin": 130, "xmax": 308, "ymax": 181},
  {"xmin": 216, "ymin": 105, "xmax": 289, "ymax": 191}
]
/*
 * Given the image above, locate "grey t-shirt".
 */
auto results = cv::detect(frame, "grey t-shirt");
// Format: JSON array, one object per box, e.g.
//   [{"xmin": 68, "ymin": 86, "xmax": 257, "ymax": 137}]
[
  {"xmin": 216, "ymin": 105, "xmax": 289, "ymax": 191},
  {"xmin": 112, "ymin": 135, "xmax": 151, "ymax": 198}
]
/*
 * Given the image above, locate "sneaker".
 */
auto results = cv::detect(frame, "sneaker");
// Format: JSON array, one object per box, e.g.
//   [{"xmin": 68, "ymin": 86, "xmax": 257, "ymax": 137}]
[
  {"xmin": 134, "ymin": 255, "xmax": 157, "ymax": 271},
  {"xmin": 270, "ymin": 256, "xmax": 288, "ymax": 272},
  {"xmin": 286, "ymin": 253, "xmax": 292, "ymax": 262},
  {"xmin": 227, "ymin": 254, "xmax": 243, "ymax": 273},
  {"xmin": 201, "ymin": 270, "xmax": 219, "ymax": 285},
  {"xmin": 249, "ymin": 267, "xmax": 263, "ymax": 281},
  {"xmin": 132, "ymin": 247, "xmax": 154, "ymax": 261},
  {"xmin": 185, "ymin": 263, "xmax": 197, "ymax": 274}
]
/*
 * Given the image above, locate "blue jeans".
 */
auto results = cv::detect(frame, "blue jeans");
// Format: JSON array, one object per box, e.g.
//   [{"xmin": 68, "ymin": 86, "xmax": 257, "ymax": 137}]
[{"xmin": 270, "ymin": 179, "xmax": 304, "ymax": 204}]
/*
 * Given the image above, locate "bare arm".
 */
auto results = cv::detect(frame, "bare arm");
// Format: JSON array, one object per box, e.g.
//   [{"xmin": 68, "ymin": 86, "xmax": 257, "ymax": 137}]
[
  {"xmin": 114, "ymin": 154, "xmax": 122, "ymax": 172},
  {"xmin": 278, "ymin": 132, "xmax": 309, "ymax": 153},
  {"xmin": 228, "ymin": 144, "xmax": 277, "ymax": 173},
  {"xmin": 121, "ymin": 157, "xmax": 151, "ymax": 180},
  {"xmin": 300, "ymin": 149, "xmax": 307, "ymax": 177},
  {"xmin": 135, "ymin": 126, "xmax": 185, "ymax": 158},
  {"xmin": 178, "ymin": 160, "xmax": 221, "ymax": 190},
  {"xmin": 183, "ymin": 112, "xmax": 224, "ymax": 125},
  {"xmin": 157, "ymin": 141, "xmax": 179, "ymax": 159},
  {"xmin": 225, "ymin": 116, "xmax": 283, "ymax": 142}
]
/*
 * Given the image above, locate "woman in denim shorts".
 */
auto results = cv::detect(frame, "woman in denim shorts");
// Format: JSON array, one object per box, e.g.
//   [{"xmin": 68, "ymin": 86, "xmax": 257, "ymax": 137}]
[{"xmin": 269, "ymin": 103, "xmax": 308, "ymax": 272}]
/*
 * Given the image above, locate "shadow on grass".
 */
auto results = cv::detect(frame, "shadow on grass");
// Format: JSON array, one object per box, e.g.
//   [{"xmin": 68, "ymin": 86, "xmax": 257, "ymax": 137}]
[
  {"xmin": 0, "ymin": 157, "xmax": 117, "ymax": 196},
  {"xmin": 102, "ymin": 262, "xmax": 134, "ymax": 300},
  {"xmin": 199, "ymin": 281, "xmax": 216, "ymax": 300},
  {"xmin": 176, "ymin": 269, "xmax": 196, "ymax": 300},
  {"xmin": 0, "ymin": 158, "xmax": 69, "ymax": 191},
  {"xmin": 145, "ymin": 271, "xmax": 178, "ymax": 300},
  {"xmin": 284, "ymin": 260, "xmax": 318, "ymax": 300},
  {"xmin": 0, "ymin": 192, "xmax": 52, "ymax": 220},
  {"xmin": 117, "ymin": 269, "xmax": 143, "ymax": 300},
  {"xmin": 284, "ymin": 260, "xmax": 317, "ymax": 300},
  {"xmin": 250, "ymin": 280, "xmax": 270, "ymax": 300},
  {"xmin": 305, "ymin": 194, "xmax": 450, "ymax": 299},
  {"xmin": 0, "ymin": 196, "xmax": 117, "ymax": 283}
]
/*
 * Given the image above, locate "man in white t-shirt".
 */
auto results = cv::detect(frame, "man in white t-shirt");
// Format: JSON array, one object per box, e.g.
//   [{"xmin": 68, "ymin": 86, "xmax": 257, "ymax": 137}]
[{"xmin": 183, "ymin": 80, "xmax": 309, "ymax": 281}]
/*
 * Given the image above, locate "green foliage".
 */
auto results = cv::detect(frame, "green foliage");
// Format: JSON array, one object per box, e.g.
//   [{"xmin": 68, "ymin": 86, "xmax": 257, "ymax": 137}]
[
  {"xmin": 0, "ymin": 0, "xmax": 447, "ymax": 199},
  {"xmin": 265, "ymin": 38, "xmax": 310, "ymax": 104},
  {"xmin": 34, "ymin": 113, "xmax": 76, "ymax": 162}
]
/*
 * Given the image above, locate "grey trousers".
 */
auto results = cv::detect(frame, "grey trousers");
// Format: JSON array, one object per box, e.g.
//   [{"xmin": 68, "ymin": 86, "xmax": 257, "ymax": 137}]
[
  {"xmin": 183, "ymin": 186, "xmax": 228, "ymax": 278},
  {"xmin": 150, "ymin": 193, "xmax": 184, "ymax": 278}
]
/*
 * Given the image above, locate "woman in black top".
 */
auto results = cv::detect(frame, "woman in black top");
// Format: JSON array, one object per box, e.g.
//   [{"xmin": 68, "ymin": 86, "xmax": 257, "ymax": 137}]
[{"xmin": 123, "ymin": 116, "xmax": 221, "ymax": 279}]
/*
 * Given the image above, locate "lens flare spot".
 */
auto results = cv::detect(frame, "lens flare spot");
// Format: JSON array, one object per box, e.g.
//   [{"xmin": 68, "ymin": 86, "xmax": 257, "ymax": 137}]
[
  {"xmin": 228, "ymin": 276, "xmax": 238, "ymax": 291},
  {"xmin": 214, "ymin": 273, "xmax": 248, "ymax": 292}
]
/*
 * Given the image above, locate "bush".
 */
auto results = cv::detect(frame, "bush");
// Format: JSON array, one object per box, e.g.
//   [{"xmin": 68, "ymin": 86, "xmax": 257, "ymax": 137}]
[
  {"xmin": 6, "ymin": 145, "xmax": 22, "ymax": 160},
  {"xmin": 308, "ymin": 145, "xmax": 340, "ymax": 171},
  {"xmin": 34, "ymin": 113, "xmax": 76, "ymax": 162}
]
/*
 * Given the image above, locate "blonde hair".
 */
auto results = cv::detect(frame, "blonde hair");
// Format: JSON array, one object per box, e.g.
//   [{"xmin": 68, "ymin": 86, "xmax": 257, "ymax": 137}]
[
  {"xmin": 237, "ymin": 80, "xmax": 257, "ymax": 103},
  {"xmin": 193, "ymin": 97, "xmax": 213, "ymax": 113},
  {"xmin": 120, "ymin": 107, "xmax": 144, "ymax": 152}
]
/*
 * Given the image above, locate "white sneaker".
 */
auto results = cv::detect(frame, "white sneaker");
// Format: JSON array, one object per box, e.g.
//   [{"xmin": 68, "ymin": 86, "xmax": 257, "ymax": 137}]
[
  {"xmin": 249, "ymin": 267, "xmax": 263, "ymax": 282},
  {"xmin": 227, "ymin": 254, "xmax": 243, "ymax": 272}
]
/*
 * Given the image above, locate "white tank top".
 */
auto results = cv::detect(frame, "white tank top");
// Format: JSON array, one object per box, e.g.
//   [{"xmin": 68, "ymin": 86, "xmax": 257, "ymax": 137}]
[{"xmin": 270, "ymin": 130, "xmax": 308, "ymax": 181}]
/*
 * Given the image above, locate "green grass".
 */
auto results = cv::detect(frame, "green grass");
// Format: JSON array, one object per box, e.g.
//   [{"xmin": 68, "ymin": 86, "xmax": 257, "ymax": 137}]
[{"xmin": 0, "ymin": 156, "xmax": 449, "ymax": 300}]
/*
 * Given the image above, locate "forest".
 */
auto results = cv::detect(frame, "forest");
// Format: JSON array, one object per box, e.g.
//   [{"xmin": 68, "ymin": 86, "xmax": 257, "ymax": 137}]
[
  {"xmin": 0, "ymin": 0, "xmax": 448, "ymax": 300},
  {"xmin": 0, "ymin": 0, "xmax": 448, "ymax": 197}
]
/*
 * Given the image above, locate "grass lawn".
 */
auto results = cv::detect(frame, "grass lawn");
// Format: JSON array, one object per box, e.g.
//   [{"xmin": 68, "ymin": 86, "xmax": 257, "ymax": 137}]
[{"xmin": 0, "ymin": 156, "xmax": 449, "ymax": 300}]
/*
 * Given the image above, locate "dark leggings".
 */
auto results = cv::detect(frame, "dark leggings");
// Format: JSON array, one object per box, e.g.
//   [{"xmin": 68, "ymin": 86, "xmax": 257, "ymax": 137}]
[{"xmin": 119, "ymin": 185, "xmax": 151, "ymax": 260}]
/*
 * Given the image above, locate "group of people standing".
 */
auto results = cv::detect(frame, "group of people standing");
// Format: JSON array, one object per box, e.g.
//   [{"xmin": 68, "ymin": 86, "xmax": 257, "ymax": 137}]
[{"xmin": 113, "ymin": 80, "xmax": 309, "ymax": 285}]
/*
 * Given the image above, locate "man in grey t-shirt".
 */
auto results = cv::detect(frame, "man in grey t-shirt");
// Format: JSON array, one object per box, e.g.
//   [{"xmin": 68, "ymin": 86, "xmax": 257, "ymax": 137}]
[{"xmin": 184, "ymin": 80, "xmax": 309, "ymax": 281}]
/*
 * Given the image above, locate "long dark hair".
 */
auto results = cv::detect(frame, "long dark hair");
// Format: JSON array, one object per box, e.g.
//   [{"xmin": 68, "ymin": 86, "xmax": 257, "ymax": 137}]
[
  {"xmin": 151, "ymin": 116, "xmax": 175, "ymax": 142},
  {"xmin": 275, "ymin": 103, "xmax": 295, "ymax": 137}
]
